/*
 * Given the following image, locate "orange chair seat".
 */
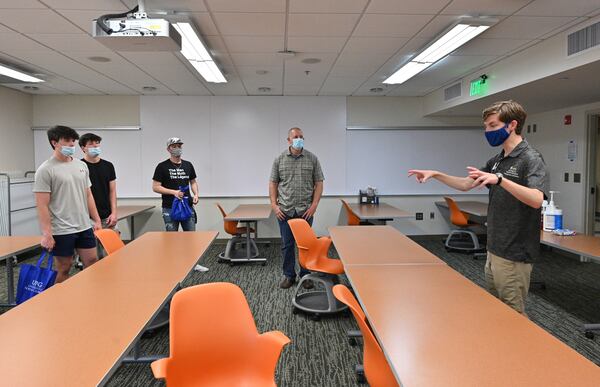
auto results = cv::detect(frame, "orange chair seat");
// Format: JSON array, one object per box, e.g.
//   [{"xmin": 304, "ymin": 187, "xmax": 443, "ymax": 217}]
[{"xmin": 303, "ymin": 257, "xmax": 344, "ymax": 275}]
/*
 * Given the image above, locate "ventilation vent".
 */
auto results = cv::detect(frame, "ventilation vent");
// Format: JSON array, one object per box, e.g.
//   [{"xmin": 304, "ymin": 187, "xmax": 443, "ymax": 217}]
[
  {"xmin": 444, "ymin": 82, "xmax": 461, "ymax": 101},
  {"xmin": 567, "ymin": 21, "xmax": 600, "ymax": 56}
]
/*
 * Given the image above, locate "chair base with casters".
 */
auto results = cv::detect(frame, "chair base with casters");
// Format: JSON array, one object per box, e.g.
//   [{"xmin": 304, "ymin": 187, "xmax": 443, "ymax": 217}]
[
  {"xmin": 445, "ymin": 229, "xmax": 483, "ymax": 252},
  {"xmin": 217, "ymin": 235, "xmax": 260, "ymax": 263},
  {"xmin": 584, "ymin": 323, "xmax": 600, "ymax": 339},
  {"xmin": 291, "ymin": 272, "xmax": 347, "ymax": 320},
  {"xmin": 356, "ymin": 364, "xmax": 366, "ymax": 384}
]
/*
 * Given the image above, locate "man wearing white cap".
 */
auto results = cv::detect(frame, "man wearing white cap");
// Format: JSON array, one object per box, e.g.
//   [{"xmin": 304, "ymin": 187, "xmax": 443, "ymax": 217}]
[{"xmin": 152, "ymin": 137, "xmax": 199, "ymax": 232}]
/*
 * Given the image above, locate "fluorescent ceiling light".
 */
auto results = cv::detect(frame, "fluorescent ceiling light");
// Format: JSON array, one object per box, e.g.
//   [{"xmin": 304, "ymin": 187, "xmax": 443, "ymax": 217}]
[
  {"xmin": 384, "ymin": 21, "xmax": 492, "ymax": 85},
  {"xmin": 0, "ymin": 63, "xmax": 44, "ymax": 83},
  {"xmin": 173, "ymin": 22, "xmax": 226, "ymax": 83}
]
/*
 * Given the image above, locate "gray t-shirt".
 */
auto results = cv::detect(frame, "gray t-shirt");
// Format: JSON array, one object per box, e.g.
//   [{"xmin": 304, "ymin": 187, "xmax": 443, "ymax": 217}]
[
  {"xmin": 481, "ymin": 139, "xmax": 549, "ymax": 263},
  {"xmin": 33, "ymin": 157, "xmax": 92, "ymax": 235},
  {"xmin": 270, "ymin": 148, "xmax": 324, "ymax": 216}
]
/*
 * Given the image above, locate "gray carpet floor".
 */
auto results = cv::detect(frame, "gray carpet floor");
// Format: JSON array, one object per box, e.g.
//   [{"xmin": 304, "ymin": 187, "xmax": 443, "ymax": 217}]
[{"xmin": 1, "ymin": 237, "xmax": 599, "ymax": 386}]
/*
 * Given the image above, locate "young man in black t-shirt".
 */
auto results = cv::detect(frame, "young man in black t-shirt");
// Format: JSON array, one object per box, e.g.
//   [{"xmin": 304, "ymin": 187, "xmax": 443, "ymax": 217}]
[
  {"xmin": 79, "ymin": 133, "xmax": 118, "ymax": 230},
  {"xmin": 152, "ymin": 137, "xmax": 199, "ymax": 232}
]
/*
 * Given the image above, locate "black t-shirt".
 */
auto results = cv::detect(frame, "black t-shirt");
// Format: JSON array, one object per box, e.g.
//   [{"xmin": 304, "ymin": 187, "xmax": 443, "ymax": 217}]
[
  {"xmin": 152, "ymin": 159, "xmax": 197, "ymax": 209},
  {"xmin": 481, "ymin": 140, "xmax": 548, "ymax": 263},
  {"xmin": 81, "ymin": 158, "xmax": 116, "ymax": 219}
]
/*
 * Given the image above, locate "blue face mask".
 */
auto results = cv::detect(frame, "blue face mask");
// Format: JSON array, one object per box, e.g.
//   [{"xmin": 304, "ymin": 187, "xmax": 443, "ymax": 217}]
[
  {"xmin": 292, "ymin": 138, "xmax": 304, "ymax": 150},
  {"xmin": 60, "ymin": 145, "xmax": 76, "ymax": 157},
  {"xmin": 88, "ymin": 147, "xmax": 101, "ymax": 157},
  {"xmin": 485, "ymin": 124, "xmax": 510, "ymax": 147}
]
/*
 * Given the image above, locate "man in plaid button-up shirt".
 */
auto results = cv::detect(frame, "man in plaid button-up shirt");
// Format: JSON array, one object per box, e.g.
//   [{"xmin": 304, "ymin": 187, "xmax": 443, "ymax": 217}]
[{"xmin": 269, "ymin": 127, "xmax": 324, "ymax": 289}]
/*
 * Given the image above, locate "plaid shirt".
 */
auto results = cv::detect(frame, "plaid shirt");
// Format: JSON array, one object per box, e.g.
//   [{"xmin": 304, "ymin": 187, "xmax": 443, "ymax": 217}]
[{"xmin": 270, "ymin": 148, "xmax": 324, "ymax": 216}]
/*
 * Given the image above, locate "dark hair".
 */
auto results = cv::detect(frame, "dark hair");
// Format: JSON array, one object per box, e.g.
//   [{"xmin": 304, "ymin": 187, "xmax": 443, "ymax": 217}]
[
  {"xmin": 482, "ymin": 100, "xmax": 527, "ymax": 135},
  {"xmin": 79, "ymin": 132, "xmax": 102, "ymax": 148},
  {"xmin": 47, "ymin": 125, "xmax": 79, "ymax": 149}
]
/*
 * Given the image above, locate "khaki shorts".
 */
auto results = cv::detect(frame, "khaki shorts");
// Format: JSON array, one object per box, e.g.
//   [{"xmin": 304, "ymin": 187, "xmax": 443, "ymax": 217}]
[{"xmin": 484, "ymin": 252, "xmax": 533, "ymax": 314}]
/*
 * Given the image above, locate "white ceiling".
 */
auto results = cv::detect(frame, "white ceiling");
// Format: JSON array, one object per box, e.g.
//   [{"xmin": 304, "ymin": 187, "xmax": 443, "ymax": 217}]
[{"xmin": 0, "ymin": 0, "xmax": 598, "ymax": 97}]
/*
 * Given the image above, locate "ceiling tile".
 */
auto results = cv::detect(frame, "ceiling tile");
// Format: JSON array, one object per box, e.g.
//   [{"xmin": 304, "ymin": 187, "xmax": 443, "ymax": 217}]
[
  {"xmin": 320, "ymin": 76, "xmax": 368, "ymax": 95},
  {"xmin": 288, "ymin": 14, "xmax": 361, "ymax": 37},
  {"xmin": 243, "ymin": 80, "xmax": 283, "ymax": 96},
  {"xmin": 0, "ymin": 33, "xmax": 48, "ymax": 51},
  {"xmin": 329, "ymin": 65, "xmax": 380, "ymax": 77},
  {"xmin": 366, "ymin": 0, "xmax": 449, "ymax": 14},
  {"xmin": 353, "ymin": 14, "xmax": 433, "ymax": 37},
  {"xmin": 335, "ymin": 52, "xmax": 391, "ymax": 68},
  {"xmin": 518, "ymin": 0, "xmax": 600, "ymax": 17},
  {"xmin": 0, "ymin": 0, "xmax": 45, "ymax": 8},
  {"xmin": 0, "ymin": 24, "xmax": 12, "ymax": 33},
  {"xmin": 223, "ymin": 36, "xmax": 283, "ymax": 53},
  {"xmin": 203, "ymin": 35, "xmax": 229, "ymax": 55},
  {"xmin": 344, "ymin": 37, "xmax": 409, "ymax": 53},
  {"xmin": 229, "ymin": 53, "xmax": 283, "ymax": 66},
  {"xmin": 57, "ymin": 9, "xmax": 117, "ymax": 34},
  {"xmin": 236, "ymin": 65, "xmax": 283, "ymax": 81},
  {"xmin": 442, "ymin": 0, "xmax": 531, "ymax": 16},
  {"xmin": 482, "ymin": 16, "xmax": 579, "ymax": 39},
  {"xmin": 284, "ymin": 83, "xmax": 320, "ymax": 95},
  {"xmin": 451, "ymin": 38, "xmax": 535, "ymax": 56},
  {"xmin": 212, "ymin": 13, "xmax": 285, "ymax": 36},
  {"xmin": 27, "ymin": 33, "xmax": 112, "ymax": 52},
  {"xmin": 287, "ymin": 37, "xmax": 347, "ymax": 53},
  {"xmin": 204, "ymin": 77, "xmax": 248, "ymax": 95},
  {"xmin": 206, "ymin": 0, "xmax": 285, "ymax": 13},
  {"xmin": 189, "ymin": 13, "xmax": 219, "ymax": 36},
  {"xmin": 289, "ymin": 0, "xmax": 368, "ymax": 13},
  {"xmin": 122, "ymin": 0, "xmax": 207, "ymax": 12},
  {"xmin": 42, "ymin": 0, "xmax": 126, "ymax": 11},
  {"xmin": 0, "ymin": 9, "xmax": 83, "ymax": 34}
]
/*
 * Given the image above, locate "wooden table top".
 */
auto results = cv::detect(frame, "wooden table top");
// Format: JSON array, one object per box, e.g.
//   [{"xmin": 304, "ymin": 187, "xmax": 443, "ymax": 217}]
[
  {"xmin": 345, "ymin": 264, "xmax": 600, "ymax": 387},
  {"xmin": 541, "ymin": 231, "xmax": 600, "ymax": 260},
  {"xmin": 435, "ymin": 200, "xmax": 488, "ymax": 217},
  {"xmin": 117, "ymin": 205, "xmax": 155, "ymax": 220},
  {"xmin": 329, "ymin": 226, "xmax": 445, "ymax": 266},
  {"xmin": 0, "ymin": 231, "xmax": 218, "ymax": 387},
  {"xmin": 347, "ymin": 203, "xmax": 411, "ymax": 220},
  {"xmin": 224, "ymin": 204, "xmax": 272, "ymax": 221},
  {"xmin": 0, "ymin": 236, "xmax": 40, "ymax": 261}
]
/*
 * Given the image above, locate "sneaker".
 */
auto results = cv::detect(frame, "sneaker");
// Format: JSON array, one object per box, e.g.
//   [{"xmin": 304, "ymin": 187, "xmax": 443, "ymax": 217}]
[
  {"xmin": 279, "ymin": 276, "xmax": 295, "ymax": 289},
  {"xmin": 194, "ymin": 264, "xmax": 209, "ymax": 272},
  {"xmin": 302, "ymin": 279, "xmax": 314, "ymax": 289}
]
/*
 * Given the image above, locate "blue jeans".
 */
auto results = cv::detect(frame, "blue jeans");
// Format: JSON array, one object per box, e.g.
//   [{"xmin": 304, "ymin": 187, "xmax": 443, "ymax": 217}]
[
  {"xmin": 162, "ymin": 208, "xmax": 196, "ymax": 232},
  {"xmin": 278, "ymin": 211, "xmax": 313, "ymax": 279}
]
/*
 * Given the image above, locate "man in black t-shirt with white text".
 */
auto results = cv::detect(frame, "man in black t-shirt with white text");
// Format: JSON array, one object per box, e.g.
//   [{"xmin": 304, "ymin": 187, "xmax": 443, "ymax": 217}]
[
  {"xmin": 152, "ymin": 137, "xmax": 199, "ymax": 232},
  {"xmin": 80, "ymin": 133, "xmax": 118, "ymax": 230}
]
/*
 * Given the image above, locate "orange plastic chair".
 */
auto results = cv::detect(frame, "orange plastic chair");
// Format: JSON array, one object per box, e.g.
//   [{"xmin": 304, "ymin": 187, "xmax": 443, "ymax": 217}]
[
  {"xmin": 341, "ymin": 199, "xmax": 361, "ymax": 226},
  {"xmin": 333, "ymin": 285, "xmax": 399, "ymax": 387},
  {"xmin": 94, "ymin": 228, "xmax": 125, "ymax": 255},
  {"xmin": 151, "ymin": 283, "xmax": 290, "ymax": 386},
  {"xmin": 216, "ymin": 203, "xmax": 258, "ymax": 260},
  {"xmin": 287, "ymin": 219, "xmax": 346, "ymax": 315},
  {"xmin": 216, "ymin": 203, "xmax": 255, "ymax": 236},
  {"xmin": 443, "ymin": 197, "xmax": 481, "ymax": 252}
]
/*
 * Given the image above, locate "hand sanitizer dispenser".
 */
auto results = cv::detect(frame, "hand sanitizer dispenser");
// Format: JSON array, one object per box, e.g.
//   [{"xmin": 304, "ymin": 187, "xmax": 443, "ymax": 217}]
[{"xmin": 543, "ymin": 191, "xmax": 563, "ymax": 231}]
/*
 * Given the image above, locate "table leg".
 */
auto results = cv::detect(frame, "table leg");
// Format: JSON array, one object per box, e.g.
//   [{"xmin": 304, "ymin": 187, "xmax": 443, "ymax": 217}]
[
  {"xmin": 227, "ymin": 220, "xmax": 266, "ymax": 264},
  {"xmin": 130, "ymin": 216, "xmax": 135, "ymax": 240},
  {"xmin": 2, "ymin": 255, "xmax": 16, "ymax": 306}
]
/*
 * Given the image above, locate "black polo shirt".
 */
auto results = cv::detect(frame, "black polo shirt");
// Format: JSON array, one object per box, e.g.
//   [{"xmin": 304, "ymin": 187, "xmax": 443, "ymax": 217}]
[{"xmin": 481, "ymin": 140, "xmax": 548, "ymax": 263}]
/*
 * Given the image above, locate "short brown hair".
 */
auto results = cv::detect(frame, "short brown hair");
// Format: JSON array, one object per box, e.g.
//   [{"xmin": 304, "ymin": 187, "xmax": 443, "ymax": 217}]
[{"xmin": 482, "ymin": 100, "xmax": 527, "ymax": 135}]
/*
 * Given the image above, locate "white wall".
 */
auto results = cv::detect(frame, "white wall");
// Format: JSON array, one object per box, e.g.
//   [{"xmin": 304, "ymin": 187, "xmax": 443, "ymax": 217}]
[
  {"xmin": 527, "ymin": 100, "xmax": 600, "ymax": 232},
  {"xmin": 0, "ymin": 86, "xmax": 33, "ymax": 174}
]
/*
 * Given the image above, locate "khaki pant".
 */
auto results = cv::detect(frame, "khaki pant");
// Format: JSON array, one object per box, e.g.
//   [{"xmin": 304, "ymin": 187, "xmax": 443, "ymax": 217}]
[{"xmin": 484, "ymin": 252, "xmax": 532, "ymax": 314}]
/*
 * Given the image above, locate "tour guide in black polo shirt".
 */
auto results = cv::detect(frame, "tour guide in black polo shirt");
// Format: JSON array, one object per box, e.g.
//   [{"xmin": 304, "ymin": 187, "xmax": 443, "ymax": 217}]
[{"xmin": 408, "ymin": 100, "xmax": 548, "ymax": 314}]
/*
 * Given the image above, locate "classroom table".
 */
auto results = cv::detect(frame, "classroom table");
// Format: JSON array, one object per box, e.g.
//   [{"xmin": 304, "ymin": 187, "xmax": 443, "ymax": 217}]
[
  {"xmin": 0, "ymin": 236, "xmax": 40, "ymax": 306},
  {"xmin": 0, "ymin": 231, "xmax": 218, "ymax": 386},
  {"xmin": 223, "ymin": 204, "xmax": 272, "ymax": 264},
  {"xmin": 116, "ymin": 204, "xmax": 155, "ymax": 239},
  {"xmin": 435, "ymin": 200, "xmax": 488, "ymax": 217},
  {"xmin": 344, "ymin": 264, "xmax": 600, "ymax": 386},
  {"xmin": 347, "ymin": 203, "xmax": 411, "ymax": 224},
  {"xmin": 329, "ymin": 225, "xmax": 445, "ymax": 266}
]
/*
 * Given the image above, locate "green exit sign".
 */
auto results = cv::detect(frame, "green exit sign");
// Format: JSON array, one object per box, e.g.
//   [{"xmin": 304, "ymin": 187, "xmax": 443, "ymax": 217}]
[{"xmin": 470, "ymin": 77, "xmax": 488, "ymax": 96}]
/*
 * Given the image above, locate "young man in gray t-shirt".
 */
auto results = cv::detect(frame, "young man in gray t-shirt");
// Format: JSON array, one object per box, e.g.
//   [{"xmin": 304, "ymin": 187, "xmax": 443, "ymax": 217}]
[{"xmin": 33, "ymin": 126, "xmax": 102, "ymax": 283}]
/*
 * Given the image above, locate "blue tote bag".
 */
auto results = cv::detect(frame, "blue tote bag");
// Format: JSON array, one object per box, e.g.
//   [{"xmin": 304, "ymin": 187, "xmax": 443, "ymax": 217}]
[
  {"xmin": 171, "ymin": 185, "xmax": 193, "ymax": 222},
  {"xmin": 16, "ymin": 250, "xmax": 58, "ymax": 305}
]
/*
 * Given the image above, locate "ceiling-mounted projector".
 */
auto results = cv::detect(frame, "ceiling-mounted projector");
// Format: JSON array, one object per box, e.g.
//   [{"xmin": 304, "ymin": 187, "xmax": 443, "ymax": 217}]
[{"xmin": 92, "ymin": 1, "xmax": 181, "ymax": 51}]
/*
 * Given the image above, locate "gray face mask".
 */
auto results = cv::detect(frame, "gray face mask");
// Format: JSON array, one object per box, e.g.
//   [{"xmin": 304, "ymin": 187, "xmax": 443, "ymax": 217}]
[{"xmin": 169, "ymin": 148, "xmax": 183, "ymax": 157}]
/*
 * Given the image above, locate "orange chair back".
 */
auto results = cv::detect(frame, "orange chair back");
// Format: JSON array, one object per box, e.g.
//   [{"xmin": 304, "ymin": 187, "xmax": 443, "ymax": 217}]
[
  {"xmin": 157, "ymin": 283, "xmax": 289, "ymax": 385},
  {"xmin": 341, "ymin": 199, "xmax": 361, "ymax": 226},
  {"xmin": 94, "ymin": 229, "xmax": 124, "ymax": 255},
  {"xmin": 444, "ymin": 196, "xmax": 469, "ymax": 227},
  {"xmin": 333, "ymin": 285, "xmax": 399, "ymax": 387},
  {"xmin": 287, "ymin": 218, "xmax": 321, "ymax": 269},
  {"xmin": 216, "ymin": 203, "xmax": 241, "ymax": 236}
]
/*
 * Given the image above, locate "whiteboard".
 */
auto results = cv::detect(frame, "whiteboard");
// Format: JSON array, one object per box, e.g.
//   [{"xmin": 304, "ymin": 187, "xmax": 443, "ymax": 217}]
[
  {"xmin": 346, "ymin": 128, "xmax": 497, "ymax": 195},
  {"xmin": 33, "ymin": 127, "xmax": 143, "ymax": 198}
]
